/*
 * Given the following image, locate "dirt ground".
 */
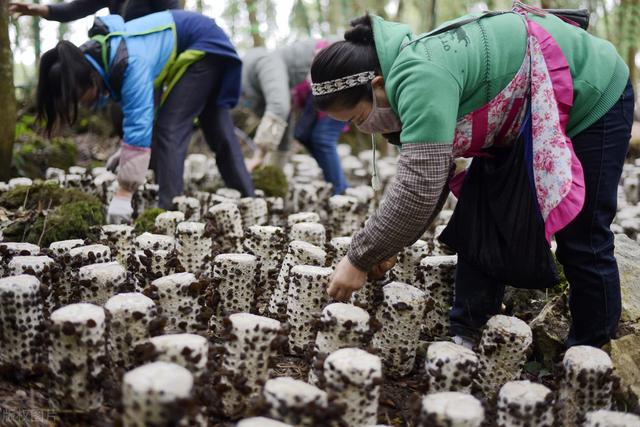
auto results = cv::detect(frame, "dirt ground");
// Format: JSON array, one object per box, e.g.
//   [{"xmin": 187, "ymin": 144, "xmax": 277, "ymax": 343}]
[{"xmin": 0, "ymin": 350, "xmax": 430, "ymax": 427}]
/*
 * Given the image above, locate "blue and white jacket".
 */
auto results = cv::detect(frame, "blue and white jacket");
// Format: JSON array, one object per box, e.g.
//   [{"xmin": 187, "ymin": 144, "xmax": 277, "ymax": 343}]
[{"xmin": 81, "ymin": 10, "xmax": 242, "ymax": 150}]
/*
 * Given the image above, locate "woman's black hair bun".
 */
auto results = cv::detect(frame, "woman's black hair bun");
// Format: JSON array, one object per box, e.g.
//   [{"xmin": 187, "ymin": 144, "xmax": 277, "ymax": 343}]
[{"xmin": 345, "ymin": 14, "xmax": 374, "ymax": 45}]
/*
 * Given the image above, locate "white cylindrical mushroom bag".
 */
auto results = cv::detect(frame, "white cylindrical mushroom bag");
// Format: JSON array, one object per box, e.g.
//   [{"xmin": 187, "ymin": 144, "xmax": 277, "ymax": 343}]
[
  {"xmin": 262, "ymin": 376, "xmax": 328, "ymax": 427},
  {"xmin": 122, "ymin": 361, "xmax": 195, "ymax": 427},
  {"xmin": 49, "ymin": 303, "xmax": 107, "ymax": 411},
  {"xmin": 105, "ymin": 292, "xmax": 158, "ymax": 371},
  {"xmin": 309, "ymin": 302, "xmax": 371, "ymax": 385},
  {"xmin": 425, "ymin": 341, "xmax": 478, "ymax": 394},
  {"xmin": 417, "ymin": 392, "xmax": 484, "ymax": 427},
  {"xmin": 416, "ymin": 255, "xmax": 457, "ymax": 337},
  {"xmin": 286, "ymin": 265, "xmax": 332, "ymax": 356},
  {"xmin": 242, "ymin": 225, "xmax": 286, "ymax": 314},
  {"xmin": 218, "ymin": 313, "xmax": 283, "ymax": 417},
  {"xmin": 497, "ymin": 380, "xmax": 554, "ymax": 427},
  {"xmin": 371, "ymin": 282, "xmax": 426, "ymax": 377},
  {"xmin": 0, "ymin": 275, "xmax": 47, "ymax": 373},
  {"xmin": 324, "ymin": 348, "xmax": 382, "ymax": 427},
  {"xmin": 476, "ymin": 315, "xmax": 533, "ymax": 398},
  {"xmin": 557, "ymin": 345, "xmax": 613, "ymax": 427},
  {"xmin": 268, "ymin": 240, "xmax": 326, "ymax": 319}
]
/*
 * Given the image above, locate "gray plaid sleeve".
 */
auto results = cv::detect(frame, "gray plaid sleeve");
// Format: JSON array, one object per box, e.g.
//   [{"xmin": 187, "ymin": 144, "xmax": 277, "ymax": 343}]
[{"xmin": 347, "ymin": 142, "xmax": 453, "ymax": 272}]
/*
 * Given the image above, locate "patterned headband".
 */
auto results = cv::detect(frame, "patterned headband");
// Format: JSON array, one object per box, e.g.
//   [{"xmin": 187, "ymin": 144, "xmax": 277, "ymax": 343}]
[{"xmin": 311, "ymin": 71, "xmax": 376, "ymax": 96}]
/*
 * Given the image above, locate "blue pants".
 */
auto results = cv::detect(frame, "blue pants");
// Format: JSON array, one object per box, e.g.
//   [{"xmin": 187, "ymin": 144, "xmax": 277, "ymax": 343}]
[
  {"xmin": 152, "ymin": 54, "xmax": 255, "ymax": 209},
  {"xmin": 450, "ymin": 81, "xmax": 635, "ymax": 347},
  {"xmin": 295, "ymin": 96, "xmax": 348, "ymax": 194}
]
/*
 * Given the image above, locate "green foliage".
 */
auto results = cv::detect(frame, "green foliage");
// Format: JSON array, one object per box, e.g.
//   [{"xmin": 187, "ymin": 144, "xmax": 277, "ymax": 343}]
[
  {"xmin": 1, "ymin": 185, "xmax": 105, "ymax": 246},
  {"xmin": 134, "ymin": 208, "xmax": 165, "ymax": 234},
  {"xmin": 0, "ymin": 182, "xmax": 97, "ymax": 211},
  {"xmin": 87, "ymin": 160, "xmax": 105, "ymax": 171},
  {"xmin": 12, "ymin": 135, "xmax": 77, "ymax": 179},
  {"xmin": 251, "ymin": 165, "xmax": 289, "ymax": 198},
  {"xmin": 222, "ymin": 0, "xmax": 277, "ymax": 47},
  {"xmin": 14, "ymin": 114, "xmax": 36, "ymax": 139},
  {"xmin": 74, "ymin": 112, "xmax": 115, "ymax": 137},
  {"xmin": 551, "ymin": 252, "xmax": 569, "ymax": 295},
  {"xmin": 25, "ymin": 201, "xmax": 104, "ymax": 246}
]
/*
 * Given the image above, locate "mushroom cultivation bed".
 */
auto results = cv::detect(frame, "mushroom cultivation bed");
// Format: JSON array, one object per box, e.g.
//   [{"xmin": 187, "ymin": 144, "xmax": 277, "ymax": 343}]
[{"xmin": 1, "ymin": 151, "xmax": 640, "ymax": 427}]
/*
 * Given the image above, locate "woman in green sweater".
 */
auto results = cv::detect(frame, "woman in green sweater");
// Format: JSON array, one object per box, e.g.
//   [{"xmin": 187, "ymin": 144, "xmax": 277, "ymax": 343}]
[{"xmin": 311, "ymin": 4, "xmax": 634, "ymax": 348}]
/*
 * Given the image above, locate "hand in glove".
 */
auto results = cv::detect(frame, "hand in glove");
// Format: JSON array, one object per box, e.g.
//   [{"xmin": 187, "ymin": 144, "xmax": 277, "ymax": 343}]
[
  {"xmin": 246, "ymin": 148, "xmax": 266, "ymax": 171},
  {"xmin": 253, "ymin": 111, "xmax": 287, "ymax": 152},
  {"xmin": 107, "ymin": 194, "xmax": 133, "ymax": 224},
  {"xmin": 106, "ymin": 147, "xmax": 122, "ymax": 172}
]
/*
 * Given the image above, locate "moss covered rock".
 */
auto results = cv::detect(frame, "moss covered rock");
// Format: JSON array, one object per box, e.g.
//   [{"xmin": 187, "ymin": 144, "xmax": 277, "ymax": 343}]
[
  {"xmin": 134, "ymin": 208, "xmax": 165, "ymax": 234},
  {"xmin": 251, "ymin": 165, "xmax": 288, "ymax": 198},
  {"xmin": 1, "ymin": 183, "xmax": 105, "ymax": 246},
  {"xmin": 0, "ymin": 182, "xmax": 97, "ymax": 211},
  {"xmin": 13, "ymin": 136, "xmax": 77, "ymax": 179},
  {"xmin": 27, "ymin": 201, "xmax": 104, "ymax": 246}
]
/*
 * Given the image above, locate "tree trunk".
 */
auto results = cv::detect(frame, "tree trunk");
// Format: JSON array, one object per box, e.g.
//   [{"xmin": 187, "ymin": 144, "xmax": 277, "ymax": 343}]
[
  {"xmin": 374, "ymin": 0, "xmax": 388, "ymax": 20},
  {"xmin": 429, "ymin": 0, "xmax": 437, "ymax": 31},
  {"xmin": 327, "ymin": 0, "xmax": 342, "ymax": 33},
  {"xmin": 57, "ymin": 0, "xmax": 67, "ymax": 40},
  {"xmin": 315, "ymin": 0, "xmax": 324, "ymax": 34},
  {"xmin": 245, "ymin": 0, "xmax": 265, "ymax": 47},
  {"xmin": 31, "ymin": 0, "xmax": 41, "ymax": 66},
  {"xmin": 292, "ymin": 0, "xmax": 311, "ymax": 37},
  {"xmin": 629, "ymin": 46, "xmax": 637, "ymax": 98},
  {"xmin": 0, "ymin": 0, "xmax": 16, "ymax": 181},
  {"xmin": 395, "ymin": 0, "xmax": 404, "ymax": 20},
  {"xmin": 601, "ymin": 0, "xmax": 611, "ymax": 41}
]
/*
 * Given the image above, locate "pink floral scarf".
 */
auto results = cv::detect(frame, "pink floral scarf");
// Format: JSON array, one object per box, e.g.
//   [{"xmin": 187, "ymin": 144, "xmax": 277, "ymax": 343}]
[{"xmin": 450, "ymin": 9, "xmax": 585, "ymax": 243}]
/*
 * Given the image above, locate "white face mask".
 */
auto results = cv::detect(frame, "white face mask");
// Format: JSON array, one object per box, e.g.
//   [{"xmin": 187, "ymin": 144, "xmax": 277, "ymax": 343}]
[{"xmin": 356, "ymin": 92, "xmax": 403, "ymax": 134}]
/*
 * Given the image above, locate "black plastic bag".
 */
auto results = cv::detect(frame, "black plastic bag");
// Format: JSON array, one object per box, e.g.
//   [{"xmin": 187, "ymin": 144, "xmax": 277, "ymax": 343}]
[{"xmin": 438, "ymin": 119, "xmax": 559, "ymax": 289}]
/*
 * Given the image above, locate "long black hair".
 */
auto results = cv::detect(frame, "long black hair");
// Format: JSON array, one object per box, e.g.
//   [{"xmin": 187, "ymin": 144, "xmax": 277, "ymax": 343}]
[
  {"xmin": 311, "ymin": 14, "xmax": 381, "ymax": 112},
  {"xmin": 36, "ymin": 41, "xmax": 96, "ymax": 136}
]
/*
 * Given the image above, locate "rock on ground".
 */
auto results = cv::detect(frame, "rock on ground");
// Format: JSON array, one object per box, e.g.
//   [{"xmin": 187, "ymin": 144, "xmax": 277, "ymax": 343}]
[
  {"xmin": 529, "ymin": 293, "xmax": 570, "ymax": 366},
  {"xmin": 610, "ymin": 333, "xmax": 640, "ymax": 409},
  {"xmin": 615, "ymin": 234, "xmax": 640, "ymax": 323}
]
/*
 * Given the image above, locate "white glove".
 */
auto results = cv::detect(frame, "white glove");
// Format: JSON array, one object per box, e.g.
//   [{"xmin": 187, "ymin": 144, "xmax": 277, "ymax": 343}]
[
  {"xmin": 106, "ymin": 147, "xmax": 122, "ymax": 172},
  {"xmin": 253, "ymin": 111, "xmax": 288, "ymax": 152},
  {"xmin": 107, "ymin": 195, "xmax": 133, "ymax": 224}
]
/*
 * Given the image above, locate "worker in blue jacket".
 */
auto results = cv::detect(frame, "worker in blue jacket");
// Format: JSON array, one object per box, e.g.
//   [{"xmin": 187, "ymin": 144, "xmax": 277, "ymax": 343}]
[{"xmin": 36, "ymin": 10, "xmax": 255, "ymax": 222}]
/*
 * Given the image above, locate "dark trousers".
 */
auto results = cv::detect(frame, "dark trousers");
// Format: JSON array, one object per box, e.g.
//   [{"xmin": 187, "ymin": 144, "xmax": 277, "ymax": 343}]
[
  {"xmin": 450, "ymin": 81, "xmax": 635, "ymax": 347},
  {"xmin": 152, "ymin": 54, "xmax": 255, "ymax": 208}
]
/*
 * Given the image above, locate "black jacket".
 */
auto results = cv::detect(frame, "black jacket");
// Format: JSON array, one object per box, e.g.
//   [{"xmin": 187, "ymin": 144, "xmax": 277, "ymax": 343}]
[{"xmin": 47, "ymin": 0, "xmax": 180, "ymax": 23}]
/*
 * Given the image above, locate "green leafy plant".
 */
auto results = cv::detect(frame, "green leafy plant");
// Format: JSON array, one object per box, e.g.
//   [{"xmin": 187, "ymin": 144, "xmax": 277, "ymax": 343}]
[
  {"xmin": 134, "ymin": 208, "xmax": 165, "ymax": 234},
  {"xmin": 1, "ymin": 183, "xmax": 105, "ymax": 246},
  {"xmin": 251, "ymin": 165, "xmax": 288, "ymax": 198},
  {"xmin": 0, "ymin": 182, "xmax": 96, "ymax": 211},
  {"xmin": 14, "ymin": 114, "xmax": 36, "ymax": 139}
]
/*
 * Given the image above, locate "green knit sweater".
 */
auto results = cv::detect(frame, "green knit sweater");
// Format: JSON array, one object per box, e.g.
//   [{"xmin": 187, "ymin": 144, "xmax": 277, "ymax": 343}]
[{"xmin": 372, "ymin": 12, "xmax": 629, "ymax": 144}]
